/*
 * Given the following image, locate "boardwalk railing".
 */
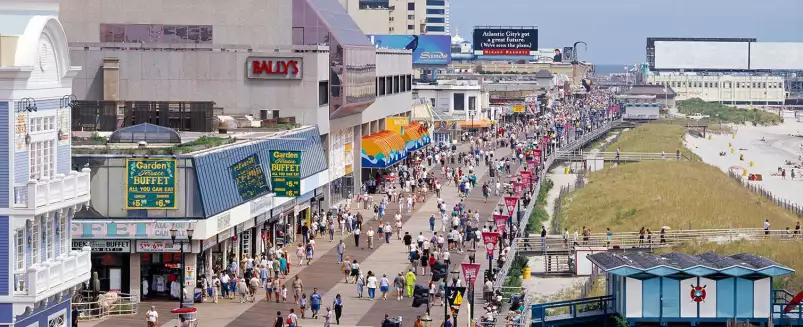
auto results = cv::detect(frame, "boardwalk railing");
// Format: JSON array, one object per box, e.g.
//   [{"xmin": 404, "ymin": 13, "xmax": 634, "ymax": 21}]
[
  {"xmin": 728, "ymin": 170, "xmax": 803, "ymax": 217},
  {"xmin": 515, "ymin": 227, "xmax": 803, "ymax": 251},
  {"xmin": 74, "ymin": 292, "xmax": 139, "ymax": 320},
  {"xmin": 530, "ymin": 295, "xmax": 615, "ymax": 327},
  {"xmin": 554, "ymin": 151, "xmax": 687, "ymax": 162}
]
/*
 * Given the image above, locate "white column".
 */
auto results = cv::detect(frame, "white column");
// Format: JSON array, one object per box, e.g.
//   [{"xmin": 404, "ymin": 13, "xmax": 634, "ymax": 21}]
[{"xmin": 130, "ymin": 253, "xmax": 141, "ymax": 298}]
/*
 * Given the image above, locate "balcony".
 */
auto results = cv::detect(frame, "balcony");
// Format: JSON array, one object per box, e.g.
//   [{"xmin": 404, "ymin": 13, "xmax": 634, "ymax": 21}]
[
  {"xmin": 13, "ymin": 168, "xmax": 91, "ymax": 211},
  {"xmin": 14, "ymin": 247, "xmax": 92, "ymax": 301}
]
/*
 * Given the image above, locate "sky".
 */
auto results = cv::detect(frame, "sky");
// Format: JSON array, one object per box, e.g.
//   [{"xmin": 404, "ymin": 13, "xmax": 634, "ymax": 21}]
[{"xmin": 450, "ymin": 0, "xmax": 803, "ymax": 65}]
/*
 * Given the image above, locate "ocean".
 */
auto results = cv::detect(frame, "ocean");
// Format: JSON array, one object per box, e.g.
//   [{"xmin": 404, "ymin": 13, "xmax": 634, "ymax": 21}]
[{"xmin": 593, "ymin": 64, "xmax": 627, "ymax": 75}]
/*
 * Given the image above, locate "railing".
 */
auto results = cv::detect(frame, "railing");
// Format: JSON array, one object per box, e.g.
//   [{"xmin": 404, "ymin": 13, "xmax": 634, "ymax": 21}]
[
  {"xmin": 728, "ymin": 170, "xmax": 803, "ymax": 217},
  {"xmin": 74, "ymin": 292, "xmax": 140, "ymax": 321},
  {"xmin": 530, "ymin": 295, "xmax": 615, "ymax": 326},
  {"xmin": 773, "ymin": 289, "xmax": 803, "ymax": 326},
  {"xmin": 23, "ymin": 247, "xmax": 92, "ymax": 297},
  {"xmin": 554, "ymin": 151, "xmax": 687, "ymax": 162},
  {"xmin": 515, "ymin": 227, "xmax": 803, "ymax": 251},
  {"xmin": 14, "ymin": 168, "xmax": 91, "ymax": 209}
]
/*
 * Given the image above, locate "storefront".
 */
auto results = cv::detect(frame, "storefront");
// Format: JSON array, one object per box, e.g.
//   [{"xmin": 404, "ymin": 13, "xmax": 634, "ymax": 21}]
[
  {"xmin": 72, "ymin": 240, "xmax": 132, "ymax": 293},
  {"xmin": 329, "ymin": 127, "xmax": 355, "ymax": 206},
  {"xmin": 137, "ymin": 240, "xmax": 196, "ymax": 300}
]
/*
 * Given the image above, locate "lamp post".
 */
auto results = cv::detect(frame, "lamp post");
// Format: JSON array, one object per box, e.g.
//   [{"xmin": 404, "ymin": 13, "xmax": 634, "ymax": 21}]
[{"xmin": 170, "ymin": 227, "xmax": 194, "ymax": 308}]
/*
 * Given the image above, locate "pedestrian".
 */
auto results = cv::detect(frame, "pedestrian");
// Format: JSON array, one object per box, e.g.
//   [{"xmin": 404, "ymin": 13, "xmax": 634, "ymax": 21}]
[
  {"xmin": 238, "ymin": 277, "xmax": 249, "ymax": 303},
  {"xmin": 342, "ymin": 257, "xmax": 352, "ymax": 282},
  {"xmin": 336, "ymin": 240, "xmax": 346, "ymax": 264},
  {"xmin": 212, "ymin": 275, "xmax": 221, "ymax": 303},
  {"xmin": 249, "ymin": 275, "xmax": 260, "ymax": 302},
  {"xmin": 429, "ymin": 214, "xmax": 436, "ymax": 232},
  {"xmin": 350, "ymin": 260, "xmax": 361, "ymax": 283},
  {"xmin": 273, "ymin": 279, "xmax": 282, "ymax": 303},
  {"xmin": 293, "ymin": 276, "xmax": 304, "ymax": 304},
  {"xmin": 281, "ymin": 285, "xmax": 288, "ymax": 303},
  {"xmin": 333, "ymin": 294, "xmax": 343, "ymax": 325},
  {"xmin": 145, "ymin": 306, "xmax": 159, "ymax": 327},
  {"xmin": 296, "ymin": 243, "xmax": 305, "ymax": 266},
  {"xmin": 393, "ymin": 272, "xmax": 405, "ymax": 300},
  {"xmin": 366, "ymin": 271, "xmax": 378, "ymax": 300},
  {"xmin": 265, "ymin": 277, "xmax": 274, "ymax": 302},
  {"xmin": 356, "ymin": 272, "xmax": 365, "ymax": 298},
  {"xmin": 310, "ymin": 288, "xmax": 322, "ymax": 318},
  {"xmin": 274, "ymin": 311, "xmax": 284, "ymax": 327},
  {"xmin": 288, "ymin": 309, "xmax": 298, "ymax": 327},
  {"xmin": 324, "ymin": 306, "xmax": 333, "ymax": 327},
  {"xmin": 367, "ymin": 228, "xmax": 375, "ymax": 249},
  {"xmin": 299, "ymin": 293, "xmax": 308, "ymax": 318},
  {"xmin": 71, "ymin": 305, "xmax": 79, "ymax": 327},
  {"xmin": 380, "ymin": 274, "xmax": 390, "ymax": 300},
  {"xmin": 405, "ymin": 269, "xmax": 416, "ymax": 297},
  {"xmin": 354, "ymin": 227, "xmax": 361, "ymax": 247},
  {"xmin": 306, "ymin": 241, "xmax": 314, "ymax": 265}
]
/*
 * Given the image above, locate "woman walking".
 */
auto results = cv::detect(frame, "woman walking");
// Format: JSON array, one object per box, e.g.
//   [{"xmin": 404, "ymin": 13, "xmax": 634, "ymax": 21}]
[
  {"xmin": 356, "ymin": 272, "xmax": 365, "ymax": 298},
  {"xmin": 333, "ymin": 294, "xmax": 344, "ymax": 325},
  {"xmin": 265, "ymin": 277, "xmax": 274, "ymax": 302},
  {"xmin": 379, "ymin": 274, "xmax": 390, "ymax": 300},
  {"xmin": 350, "ymin": 260, "xmax": 360, "ymax": 283},
  {"xmin": 299, "ymin": 293, "xmax": 308, "ymax": 319},
  {"xmin": 305, "ymin": 241, "xmax": 314, "ymax": 265},
  {"xmin": 394, "ymin": 272, "xmax": 405, "ymax": 301},
  {"xmin": 342, "ymin": 257, "xmax": 352, "ymax": 283},
  {"xmin": 296, "ymin": 243, "xmax": 305, "ymax": 266},
  {"xmin": 366, "ymin": 271, "xmax": 378, "ymax": 300},
  {"xmin": 324, "ymin": 307, "xmax": 333, "ymax": 327}
]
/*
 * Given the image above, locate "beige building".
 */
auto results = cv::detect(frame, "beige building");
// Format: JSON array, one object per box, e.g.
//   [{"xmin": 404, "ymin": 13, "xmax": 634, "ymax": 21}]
[
  {"xmin": 647, "ymin": 74, "xmax": 786, "ymax": 105},
  {"xmin": 339, "ymin": 0, "xmax": 450, "ymax": 35}
]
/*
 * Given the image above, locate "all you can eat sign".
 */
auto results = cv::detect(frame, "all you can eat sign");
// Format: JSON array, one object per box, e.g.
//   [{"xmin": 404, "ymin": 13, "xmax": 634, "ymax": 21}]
[{"xmin": 247, "ymin": 57, "xmax": 303, "ymax": 80}]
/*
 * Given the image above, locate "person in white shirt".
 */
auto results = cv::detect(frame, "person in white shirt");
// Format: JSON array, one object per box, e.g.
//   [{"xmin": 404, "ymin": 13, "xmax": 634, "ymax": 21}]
[
  {"xmin": 366, "ymin": 272, "xmax": 378, "ymax": 300},
  {"xmin": 145, "ymin": 306, "xmax": 159, "ymax": 327},
  {"xmin": 366, "ymin": 228, "xmax": 375, "ymax": 249}
]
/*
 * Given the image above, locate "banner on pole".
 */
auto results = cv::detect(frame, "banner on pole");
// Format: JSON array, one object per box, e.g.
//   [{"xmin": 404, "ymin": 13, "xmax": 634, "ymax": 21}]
[
  {"xmin": 447, "ymin": 287, "xmax": 467, "ymax": 316},
  {"xmin": 521, "ymin": 171, "xmax": 531, "ymax": 186},
  {"xmin": 513, "ymin": 182, "xmax": 524, "ymax": 196},
  {"xmin": 504, "ymin": 197, "xmax": 518, "ymax": 216},
  {"xmin": 461, "ymin": 263, "xmax": 481, "ymax": 286},
  {"xmin": 482, "ymin": 232, "xmax": 500, "ymax": 257},
  {"xmin": 493, "ymin": 214, "xmax": 508, "ymax": 233}
]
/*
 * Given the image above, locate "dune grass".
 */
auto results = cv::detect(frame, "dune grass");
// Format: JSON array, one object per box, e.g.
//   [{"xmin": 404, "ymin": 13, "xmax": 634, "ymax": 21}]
[
  {"xmin": 605, "ymin": 123, "xmax": 700, "ymax": 161},
  {"xmin": 666, "ymin": 240, "xmax": 803, "ymax": 291},
  {"xmin": 678, "ymin": 98, "xmax": 782, "ymax": 126},
  {"xmin": 559, "ymin": 160, "xmax": 801, "ymax": 233}
]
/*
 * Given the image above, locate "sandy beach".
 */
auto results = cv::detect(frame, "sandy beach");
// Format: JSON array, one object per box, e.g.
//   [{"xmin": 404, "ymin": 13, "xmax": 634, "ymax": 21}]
[{"xmin": 685, "ymin": 120, "xmax": 803, "ymax": 207}]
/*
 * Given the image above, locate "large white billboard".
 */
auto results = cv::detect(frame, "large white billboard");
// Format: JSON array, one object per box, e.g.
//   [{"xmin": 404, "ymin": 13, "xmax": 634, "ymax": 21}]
[
  {"xmin": 654, "ymin": 41, "xmax": 750, "ymax": 70},
  {"xmin": 749, "ymin": 42, "xmax": 803, "ymax": 70}
]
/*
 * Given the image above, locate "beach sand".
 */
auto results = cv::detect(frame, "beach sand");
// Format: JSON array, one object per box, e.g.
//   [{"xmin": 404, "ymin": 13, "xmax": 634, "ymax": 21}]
[{"xmin": 685, "ymin": 120, "xmax": 803, "ymax": 207}]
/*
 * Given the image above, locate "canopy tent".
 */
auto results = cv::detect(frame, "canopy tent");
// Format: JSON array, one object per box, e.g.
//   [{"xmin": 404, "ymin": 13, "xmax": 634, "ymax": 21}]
[{"xmin": 361, "ymin": 130, "xmax": 407, "ymax": 168}]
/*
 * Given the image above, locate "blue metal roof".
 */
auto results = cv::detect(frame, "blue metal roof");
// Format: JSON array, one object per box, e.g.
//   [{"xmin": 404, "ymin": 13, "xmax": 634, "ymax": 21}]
[
  {"xmin": 588, "ymin": 251, "xmax": 794, "ymax": 278},
  {"xmin": 623, "ymin": 103, "xmax": 662, "ymax": 107},
  {"xmin": 193, "ymin": 127, "xmax": 327, "ymax": 217}
]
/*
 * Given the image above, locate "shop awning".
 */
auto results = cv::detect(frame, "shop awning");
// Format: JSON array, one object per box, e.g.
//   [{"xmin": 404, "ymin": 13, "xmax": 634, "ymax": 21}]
[
  {"xmin": 458, "ymin": 120, "xmax": 493, "ymax": 128},
  {"xmin": 361, "ymin": 130, "xmax": 407, "ymax": 168},
  {"xmin": 401, "ymin": 122, "xmax": 431, "ymax": 152}
]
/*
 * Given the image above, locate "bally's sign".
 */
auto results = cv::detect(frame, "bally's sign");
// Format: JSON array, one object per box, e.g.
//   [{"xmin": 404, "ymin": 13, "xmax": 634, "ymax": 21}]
[{"xmin": 247, "ymin": 57, "xmax": 303, "ymax": 80}]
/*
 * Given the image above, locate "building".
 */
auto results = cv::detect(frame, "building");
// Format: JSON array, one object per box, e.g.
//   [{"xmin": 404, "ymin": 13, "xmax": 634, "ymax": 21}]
[
  {"xmin": 340, "ymin": 0, "xmax": 450, "ymax": 35},
  {"xmin": 585, "ymin": 251, "xmax": 794, "ymax": 326},
  {"xmin": 58, "ymin": 0, "xmax": 416, "ymax": 206},
  {"xmin": 620, "ymin": 84, "xmax": 677, "ymax": 108},
  {"xmin": 647, "ymin": 74, "xmax": 785, "ymax": 105},
  {"xmin": 71, "ymin": 125, "xmax": 328, "ymax": 299},
  {"xmin": 0, "ymin": 2, "xmax": 93, "ymax": 325},
  {"xmin": 413, "ymin": 80, "xmax": 489, "ymax": 121}
]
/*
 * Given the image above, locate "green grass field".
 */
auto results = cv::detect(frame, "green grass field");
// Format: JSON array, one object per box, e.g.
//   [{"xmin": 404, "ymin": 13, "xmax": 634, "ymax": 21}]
[{"xmin": 604, "ymin": 124, "xmax": 700, "ymax": 160}]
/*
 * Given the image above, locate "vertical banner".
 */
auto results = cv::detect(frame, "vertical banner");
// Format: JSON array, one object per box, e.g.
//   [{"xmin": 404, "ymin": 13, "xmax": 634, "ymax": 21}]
[
  {"xmin": 14, "ymin": 111, "xmax": 29, "ymax": 152},
  {"xmin": 527, "ymin": 160, "xmax": 536, "ymax": 170},
  {"xmin": 58, "ymin": 108, "xmax": 70, "ymax": 145},
  {"xmin": 525, "ymin": 95, "xmax": 539, "ymax": 114},
  {"xmin": 493, "ymin": 215, "xmax": 508, "ymax": 233},
  {"xmin": 521, "ymin": 171, "xmax": 532, "ymax": 186},
  {"xmin": 482, "ymin": 232, "xmax": 500, "ymax": 257},
  {"xmin": 504, "ymin": 197, "xmax": 519, "ymax": 217},
  {"xmin": 461, "ymin": 263, "xmax": 481, "ymax": 286},
  {"xmin": 447, "ymin": 287, "xmax": 467, "ymax": 316},
  {"xmin": 269, "ymin": 150, "xmax": 302, "ymax": 197},
  {"xmin": 513, "ymin": 182, "xmax": 524, "ymax": 196}
]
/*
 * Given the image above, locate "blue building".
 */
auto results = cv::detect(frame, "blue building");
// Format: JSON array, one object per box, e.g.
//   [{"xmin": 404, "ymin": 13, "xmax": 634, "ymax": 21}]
[
  {"xmin": 589, "ymin": 251, "xmax": 795, "ymax": 326},
  {"xmin": 0, "ymin": 5, "xmax": 93, "ymax": 327}
]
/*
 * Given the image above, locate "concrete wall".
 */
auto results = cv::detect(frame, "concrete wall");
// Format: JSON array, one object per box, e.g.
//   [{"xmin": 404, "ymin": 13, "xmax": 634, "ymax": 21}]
[
  {"xmin": 338, "ymin": 0, "xmax": 390, "ymax": 35},
  {"xmin": 58, "ymin": 0, "xmax": 292, "ymax": 46}
]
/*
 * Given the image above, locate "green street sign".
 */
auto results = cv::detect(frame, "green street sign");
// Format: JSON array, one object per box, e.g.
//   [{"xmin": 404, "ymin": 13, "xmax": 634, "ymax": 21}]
[
  {"xmin": 126, "ymin": 158, "xmax": 177, "ymax": 209},
  {"xmin": 230, "ymin": 154, "xmax": 271, "ymax": 201},
  {"xmin": 269, "ymin": 150, "xmax": 302, "ymax": 197}
]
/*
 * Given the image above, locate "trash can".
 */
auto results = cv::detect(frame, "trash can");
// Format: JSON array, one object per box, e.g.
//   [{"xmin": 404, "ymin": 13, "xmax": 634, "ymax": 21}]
[{"xmin": 522, "ymin": 267, "xmax": 531, "ymax": 280}]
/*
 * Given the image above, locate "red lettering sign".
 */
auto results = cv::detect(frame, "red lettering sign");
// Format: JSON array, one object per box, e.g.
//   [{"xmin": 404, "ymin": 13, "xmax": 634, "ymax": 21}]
[
  {"xmin": 461, "ymin": 263, "xmax": 481, "ymax": 285},
  {"xmin": 248, "ymin": 57, "xmax": 303, "ymax": 79},
  {"xmin": 504, "ymin": 197, "xmax": 518, "ymax": 216},
  {"xmin": 493, "ymin": 214, "xmax": 508, "ymax": 233},
  {"xmin": 482, "ymin": 232, "xmax": 500, "ymax": 257}
]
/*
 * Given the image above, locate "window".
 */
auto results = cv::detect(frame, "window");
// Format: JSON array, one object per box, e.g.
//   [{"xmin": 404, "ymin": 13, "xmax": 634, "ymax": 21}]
[
  {"xmin": 407, "ymin": 15, "xmax": 414, "ymax": 20},
  {"xmin": 426, "ymin": 26, "xmax": 445, "ymax": 32},
  {"xmin": 59, "ymin": 212, "xmax": 67, "ymax": 257},
  {"xmin": 430, "ymin": 98, "xmax": 435, "ymax": 107},
  {"xmin": 426, "ymin": 17, "xmax": 445, "ymax": 23},
  {"xmin": 453, "ymin": 93, "xmax": 465, "ymax": 110},
  {"xmin": 427, "ymin": 0, "xmax": 446, "ymax": 5},
  {"xmin": 15, "ymin": 229, "xmax": 23, "ymax": 271},
  {"xmin": 29, "ymin": 140, "xmax": 55, "ymax": 180},
  {"xmin": 31, "ymin": 217, "xmax": 39, "ymax": 264},
  {"xmin": 30, "ymin": 116, "xmax": 55, "ymax": 133},
  {"xmin": 426, "ymin": 9, "xmax": 445, "ymax": 15},
  {"xmin": 394, "ymin": 76, "xmax": 400, "ymax": 93},
  {"xmin": 319, "ymin": 81, "xmax": 329, "ymax": 106},
  {"xmin": 469, "ymin": 96, "xmax": 477, "ymax": 111},
  {"xmin": 389, "ymin": 16, "xmax": 394, "ymax": 22},
  {"xmin": 408, "ymin": 25, "xmax": 414, "ymax": 30},
  {"xmin": 44, "ymin": 215, "xmax": 53, "ymax": 260},
  {"xmin": 378, "ymin": 77, "xmax": 386, "ymax": 96},
  {"xmin": 48, "ymin": 312, "xmax": 65, "ymax": 327},
  {"xmin": 99, "ymin": 24, "xmax": 213, "ymax": 44},
  {"xmin": 407, "ymin": 2, "xmax": 414, "ymax": 10}
]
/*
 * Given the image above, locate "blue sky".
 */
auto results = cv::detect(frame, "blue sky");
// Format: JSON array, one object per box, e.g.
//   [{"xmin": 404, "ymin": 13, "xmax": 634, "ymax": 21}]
[{"xmin": 450, "ymin": 0, "xmax": 803, "ymax": 65}]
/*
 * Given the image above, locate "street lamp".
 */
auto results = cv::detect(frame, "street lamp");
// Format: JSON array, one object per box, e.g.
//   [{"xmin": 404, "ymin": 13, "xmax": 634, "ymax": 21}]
[{"xmin": 170, "ymin": 227, "xmax": 194, "ymax": 308}]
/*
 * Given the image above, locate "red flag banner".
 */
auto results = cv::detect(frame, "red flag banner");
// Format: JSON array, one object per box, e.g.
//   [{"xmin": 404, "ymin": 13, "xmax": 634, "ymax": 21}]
[
  {"xmin": 493, "ymin": 214, "xmax": 508, "ymax": 232},
  {"xmin": 504, "ymin": 197, "xmax": 518, "ymax": 216},
  {"xmin": 521, "ymin": 171, "xmax": 532, "ymax": 185},
  {"xmin": 461, "ymin": 263, "xmax": 481, "ymax": 286},
  {"xmin": 482, "ymin": 232, "xmax": 500, "ymax": 257}
]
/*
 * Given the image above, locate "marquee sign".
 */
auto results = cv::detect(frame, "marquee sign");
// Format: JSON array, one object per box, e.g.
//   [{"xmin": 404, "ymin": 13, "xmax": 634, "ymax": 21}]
[{"xmin": 247, "ymin": 57, "xmax": 303, "ymax": 80}]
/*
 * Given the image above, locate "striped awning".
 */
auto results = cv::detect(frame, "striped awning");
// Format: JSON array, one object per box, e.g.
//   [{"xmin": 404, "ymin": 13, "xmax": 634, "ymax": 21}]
[
  {"xmin": 458, "ymin": 120, "xmax": 493, "ymax": 128},
  {"xmin": 361, "ymin": 130, "xmax": 407, "ymax": 168}
]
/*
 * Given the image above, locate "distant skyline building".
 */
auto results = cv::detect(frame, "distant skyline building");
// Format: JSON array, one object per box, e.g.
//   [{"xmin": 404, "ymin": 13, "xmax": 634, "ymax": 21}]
[{"xmin": 342, "ymin": 0, "xmax": 450, "ymax": 35}]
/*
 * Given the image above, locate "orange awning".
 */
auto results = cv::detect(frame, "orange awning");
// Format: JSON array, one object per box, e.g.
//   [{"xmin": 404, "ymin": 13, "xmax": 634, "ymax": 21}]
[
  {"xmin": 458, "ymin": 120, "xmax": 492, "ymax": 128},
  {"xmin": 361, "ymin": 130, "xmax": 407, "ymax": 168}
]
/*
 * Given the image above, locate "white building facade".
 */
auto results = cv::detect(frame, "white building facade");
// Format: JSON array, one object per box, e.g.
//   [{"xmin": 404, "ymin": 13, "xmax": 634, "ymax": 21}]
[
  {"xmin": 340, "ymin": 0, "xmax": 450, "ymax": 35},
  {"xmin": 0, "ymin": 1, "xmax": 92, "ymax": 325},
  {"xmin": 647, "ymin": 74, "xmax": 786, "ymax": 105},
  {"xmin": 413, "ymin": 80, "xmax": 490, "ymax": 121}
]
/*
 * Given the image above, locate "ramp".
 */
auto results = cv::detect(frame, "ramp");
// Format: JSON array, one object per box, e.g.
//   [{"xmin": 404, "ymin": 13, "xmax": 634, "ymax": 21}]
[{"xmin": 531, "ymin": 296, "xmax": 615, "ymax": 327}]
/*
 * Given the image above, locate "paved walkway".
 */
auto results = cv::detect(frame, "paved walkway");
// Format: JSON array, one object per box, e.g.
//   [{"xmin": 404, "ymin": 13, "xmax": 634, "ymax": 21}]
[{"xmin": 83, "ymin": 140, "xmax": 517, "ymax": 327}]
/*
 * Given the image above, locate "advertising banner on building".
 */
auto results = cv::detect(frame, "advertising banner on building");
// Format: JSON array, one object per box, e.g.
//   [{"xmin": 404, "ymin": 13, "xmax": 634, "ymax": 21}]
[
  {"xmin": 125, "ymin": 158, "xmax": 177, "ymax": 209},
  {"xmin": 504, "ymin": 197, "xmax": 518, "ymax": 216},
  {"xmin": 369, "ymin": 35, "xmax": 452, "ymax": 65},
  {"xmin": 72, "ymin": 240, "xmax": 131, "ymax": 252},
  {"xmin": 246, "ymin": 57, "xmax": 303, "ymax": 79},
  {"xmin": 230, "ymin": 154, "xmax": 271, "ymax": 201},
  {"xmin": 58, "ymin": 108, "xmax": 70, "ymax": 145},
  {"xmin": 473, "ymin": 28, "xmax": 538, "ymax": 56},
  {"xmin": 72, "ymin": 220, "xmax": 195, "ymax": 240},
  {"xmin": 269, "ymin": 150, "xmax": 302, "ymax": 197},
  {"xmin": 493, "ymin": 214, "xmax": 508, "ymax": 232},
  {"xmin": 482, "ymin": 232, "xmax": 500, "ymax": 257},
  {"xmin": 525, "ymin": 95, "xmax": 539, "ymax": 114},
  {"xmin": 511, "ymin": 104, "xmax": 525, "ymax": 113},
  {"xmin": 14, "ymin": 110, "xmax": 28, "ymax": 152},
  {"xmin": 385, "ymin": 117, "xmax": 410, "ymax": 135}
]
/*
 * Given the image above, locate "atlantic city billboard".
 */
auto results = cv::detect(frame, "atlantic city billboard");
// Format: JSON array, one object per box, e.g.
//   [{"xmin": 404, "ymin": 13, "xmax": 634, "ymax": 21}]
[
  {"xmin": 473, "ymin": 28, "xmax": 538, "ymax": 57},
  {"xmin": 369, "ymin": 35, "xmax": 452, "ymax": 65}
]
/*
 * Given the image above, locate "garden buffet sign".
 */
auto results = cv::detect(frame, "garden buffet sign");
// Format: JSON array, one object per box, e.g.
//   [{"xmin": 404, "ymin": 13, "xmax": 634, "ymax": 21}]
[{"xmin": 126, "ymin": 158, "xmax": 177, "ymax": 209}]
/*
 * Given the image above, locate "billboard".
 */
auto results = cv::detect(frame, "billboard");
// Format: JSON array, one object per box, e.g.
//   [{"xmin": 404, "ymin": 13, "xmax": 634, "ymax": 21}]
[
  {"xmin": 653, "ymin": 41, "xmax": 750, "ymax": 70},
  {"xmin": 369, "ymin": 35, "xmax": 452, "ymax": 65},
  {"xmin": 385, "ymin": 117, "xmax": 410, "ymax": 135},
  {"xmin": 749, "ymin": 42, "xmax": 803, "ymax": 70},
  {"xmin": 125, "ymin": 158, "xmax": 177, "ymax": 209},
  {"xmin": 473, "ymin": 28, "xmax": 538, "ymax": 56}
]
